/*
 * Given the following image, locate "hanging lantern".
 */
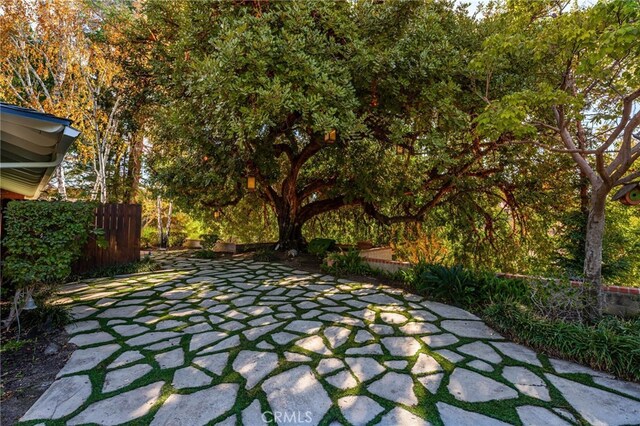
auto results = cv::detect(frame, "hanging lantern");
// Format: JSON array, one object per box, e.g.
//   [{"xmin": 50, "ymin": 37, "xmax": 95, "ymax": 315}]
[
  {"xmin": 23, "ymin": 294, "xmax": 37, "ymax": 310},
  {"xmin": 247, "ymin": 176, "xmax": 256, "ymax": 191},
  {"xmin": 396, "ymin": 145, "xmax": 405, "ymax": 155},
  {"xmin": 623, "ymin": 188, "xmax": 640, "ymax": 206},
  {"xmin": 213, "ymin": 210, "xmax": 221, "ymax": 220},
  {"xmin": 324, "ymin": 129, "xmax": 336, "ymax": 144}
]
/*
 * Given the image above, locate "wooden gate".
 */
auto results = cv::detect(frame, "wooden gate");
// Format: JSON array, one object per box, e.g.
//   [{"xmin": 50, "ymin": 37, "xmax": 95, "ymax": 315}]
[{"xmin": 74, "ymin": 203, "xmax": 142, "ymax": 272}]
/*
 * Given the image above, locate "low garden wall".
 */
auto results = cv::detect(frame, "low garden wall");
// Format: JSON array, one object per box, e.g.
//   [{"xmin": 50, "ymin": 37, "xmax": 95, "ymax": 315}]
[{"xmin": 362, "ymin": 257, "xmax": 640, "ymax": 317}]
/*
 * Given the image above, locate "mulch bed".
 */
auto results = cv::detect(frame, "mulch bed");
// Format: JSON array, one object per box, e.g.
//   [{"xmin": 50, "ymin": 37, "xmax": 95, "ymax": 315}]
[{"xmin": 1, "ymin": 303, "xmax": 76, "ymax": 425}]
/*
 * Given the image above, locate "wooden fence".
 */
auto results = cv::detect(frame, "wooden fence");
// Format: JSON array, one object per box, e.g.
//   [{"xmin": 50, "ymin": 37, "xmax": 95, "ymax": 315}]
[{"xmin": 74, "ymin": 203, "xmax": 142, "ymax": 272}]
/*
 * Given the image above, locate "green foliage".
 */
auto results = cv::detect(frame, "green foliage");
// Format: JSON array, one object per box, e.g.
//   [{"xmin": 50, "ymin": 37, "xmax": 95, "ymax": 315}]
[
  {"xmin": 22, "ymin": 303, "xmax": 71, "ymax": 330},
  {"xmin": 484, "ymin": 302, "xmax": 640, "ymax": 381},
  {"xmin": 192, "ymin": 249, "xmax": 225, "ymax": 259},
  {"xmin": 75, "ymin": 256, "xmax": 161, "ymax": 280},
  {"xmin": 200, "ymin": 234, "xmax": 219, "ymax": 250},
  {"xmin": 2, "ymin": 201, "xmax": 97, "ymax": 287},
  {"xmin": 402, "ymin": 262, "xmax": 530, "ymax": 307},
  {"xmin": 141, "ymin": 226, "xmax": 156, "ymax": 249},
  {"xmin": 554, "ymin": 204, "xmax": 640, "ymax": 286},
  {"xmin": 183, "ymin": 217, "xmax": 209, "ymax": 239},
  {"xmin": 323, "ymin": 250, "xmax": 372, "ymax": 276},
  {"xmin": 307, "ymin": 238, "xmax": 336, "ymax": 257},
  {"xmin": 0, "ymin": 339, "xmax": 32, "ymax": 354}
]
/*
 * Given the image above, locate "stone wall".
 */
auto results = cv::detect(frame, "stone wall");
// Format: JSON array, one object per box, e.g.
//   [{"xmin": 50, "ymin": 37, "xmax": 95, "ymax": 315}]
[{"xmin": 362, "ymin": 257, "xmax": 411, "ymax": 274}]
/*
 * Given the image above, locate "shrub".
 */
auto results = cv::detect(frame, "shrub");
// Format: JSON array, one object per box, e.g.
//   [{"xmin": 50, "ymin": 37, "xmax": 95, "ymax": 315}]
[
  {"xmin": 2, "ymin": 201, "xmax": 98, "ymax": 329},
  {"xmin": 193, "ymin": 249, "xmax": 224, "ymax": 259},
  {"xmin": 200, "ymin": 233, "xmax": 219, "ymax": 250},
  {"xmin": 323, "ymin": 250, "xmax": 372, "ymax": 275},
  {"xmin": 484, "ymin": 302, "xmax": 640, "ymax": 381},
  {"xmin": 401, "ymin": 262, "xmax": 530, "ymax": 308},
  {"xmin": 169, "ymin": 231, "xmax": 187, "ymax": 248},
  {"xmin": 141, "ymin": 226, "xmax": 157, "ymax": 248},
  {"xmin": 529, "ymin": 279, "xmax": 592, "ymax": 322},
  {"xmin": 307, "ymin": 238, "xmax": 336, "ymax": 257}
]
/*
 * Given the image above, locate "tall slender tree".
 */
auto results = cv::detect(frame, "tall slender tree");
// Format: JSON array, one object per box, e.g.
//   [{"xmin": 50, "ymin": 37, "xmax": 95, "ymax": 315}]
[{"xmin": 473, "ymin": 0, "xmax": 640, "ymax": 313}]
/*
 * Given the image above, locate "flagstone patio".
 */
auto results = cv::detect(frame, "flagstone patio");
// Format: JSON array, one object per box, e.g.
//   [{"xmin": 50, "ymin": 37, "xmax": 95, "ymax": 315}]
[{"xmin": 19, "ymin": 253, "xmax": 640, "ymax": 425}]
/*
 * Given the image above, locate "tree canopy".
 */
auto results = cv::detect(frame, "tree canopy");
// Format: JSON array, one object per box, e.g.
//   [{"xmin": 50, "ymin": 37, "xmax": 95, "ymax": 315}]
[{"xmin": 131, "ymin": 0, "xmax": 549, "ymax": 248}]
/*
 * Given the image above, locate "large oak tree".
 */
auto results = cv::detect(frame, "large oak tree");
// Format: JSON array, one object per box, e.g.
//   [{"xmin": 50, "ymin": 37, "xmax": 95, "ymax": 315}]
[{"xmin": 132, "ymin": 0, "xmax": 528, "ymax": 249}]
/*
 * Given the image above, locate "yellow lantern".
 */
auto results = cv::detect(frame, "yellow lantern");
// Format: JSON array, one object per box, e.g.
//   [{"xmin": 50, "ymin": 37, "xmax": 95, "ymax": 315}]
[
  {"xmin": 213, "ymin": 210, "xmax": 221, "ymax": 220},
  {"xmin": 247, "ymin": 176, "xmax": 256, "ymax": 191},
  {"xmin": 396, "ymin": 145, "xmax": 405, "ymax": 155},
  {"xmin": 324, "ymin": 129, "xmax": 336, "ymax": 143}
]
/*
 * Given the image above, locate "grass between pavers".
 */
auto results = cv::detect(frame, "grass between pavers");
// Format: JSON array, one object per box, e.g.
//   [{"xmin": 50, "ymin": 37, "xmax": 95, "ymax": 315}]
[{"xmin": 19, "ymin": 257, "xmax": 626, "ymax": 426}]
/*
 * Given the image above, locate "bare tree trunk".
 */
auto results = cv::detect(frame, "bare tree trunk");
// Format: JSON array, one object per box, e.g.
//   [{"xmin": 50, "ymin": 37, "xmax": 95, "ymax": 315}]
[
  {"xmin": 583, "ymin": 184, "xmax": 608, "ymax": 317},
  {"xmin": 124, "ymin": 133, "xmax": 143, "ymax": 203},
  {"xmin": 166, "ymin": 202, "xmax": 173, "ymax": 247},
  {"xmin": 55, "ymin": 166, "xmax": 67, "ymax": 200},
  {"xmin": 156, "ymin": 195, "xmax": 164, "ymax": 248}
]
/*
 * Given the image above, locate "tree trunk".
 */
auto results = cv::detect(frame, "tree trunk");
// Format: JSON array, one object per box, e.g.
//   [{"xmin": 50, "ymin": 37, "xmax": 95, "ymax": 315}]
[
  {"xmin": 55, "ymin": 166, "xmax": 67, "ymax": 200},
  {"xmin": 583, "ymin": 184, "xmax": 608, "ymax": 317},
  {"xmin": 124, "ymin": 133, "xmax": 143, "ymax": 203},
  {"xmin": 156, "ymin": 196, "xmax": 164, "ymax": 248},
  {"xmin": 277, "ymin": 217, "xmax": 305, "ymax": 251}
]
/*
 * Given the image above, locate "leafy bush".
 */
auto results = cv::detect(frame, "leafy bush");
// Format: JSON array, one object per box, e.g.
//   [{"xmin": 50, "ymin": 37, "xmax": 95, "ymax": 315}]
[
  {"xmin": 141, "ymin": 227, "xmax": 157, "ymax": 248},
  {"xmin": 3, "ymin": 201, "xmax": 98, "ymax": 286},
  {"xmin": 22, "ymin": 303, "xmax": 71, "ymax": 330},
  {"xmin": 200, "ymin": 234, "xmax": 219, "ymax": 250},
  {"xmin": 170, "ymin": 231, "xmax": 187, "ymax": 248},
  {"xmin": 2, "ymin": 201, "xmax": 98, "ymax": 329},
  {"xmin": 323, "ymin": 250, "xmax": 372, "ymax": 275},
  {"xmin": 402, "ymin": 262, "xmax": 530, "ymax": 307},
  {"xmin": 484, "ymin": 302, "xmax": 640, "ymax": 381},
  {"xmin": 307, "ymin": 238, "xmax": 336, "ymax": 257},
  {"xmin": 192, "ymin": 249, "xmax": 225, "ymax": 259}
]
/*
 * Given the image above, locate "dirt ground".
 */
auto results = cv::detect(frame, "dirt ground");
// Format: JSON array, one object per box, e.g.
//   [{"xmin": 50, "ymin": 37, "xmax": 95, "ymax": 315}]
[{"xmin": 1, "ymin": 318, "xmax": 75, "ymax": 425}]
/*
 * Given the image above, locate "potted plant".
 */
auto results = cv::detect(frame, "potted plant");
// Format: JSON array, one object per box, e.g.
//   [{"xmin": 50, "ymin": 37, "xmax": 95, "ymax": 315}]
[{"xmin": 182, "ymin": 218, "xmax": 207, "ymax": 249}]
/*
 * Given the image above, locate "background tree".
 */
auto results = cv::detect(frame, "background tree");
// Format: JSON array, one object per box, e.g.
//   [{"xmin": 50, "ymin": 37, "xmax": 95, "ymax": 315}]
[
  {"xmin": 473, "ymin": 0, "xmax": 640, "ymax": 312},
  {"xmin": 0, "ymin": 0, "xmax": 88, "ymax": 198}
]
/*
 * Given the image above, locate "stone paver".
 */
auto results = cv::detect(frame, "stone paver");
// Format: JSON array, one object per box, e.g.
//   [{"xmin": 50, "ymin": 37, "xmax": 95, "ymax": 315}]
[
  {"xmin": 232, "ymin": 350, "xmax": 279, "ymax": 389},
  {"xmin": 21, "ymin": 376, "xmax": 92, "ymax": 421},
  {"xmin": 377, "ymin": 407, "xmax": 431, "ymax": 426},
  {"xmin": 516, "ymin": 406, "xmax": 572, "ymax": 426},
  {"xmin": 68, "ymin": 381, "xmax": 164, "ymax": 425},
  {"xmin": 22, "ymin": 253, "xmax": 640, "ymax": 425},
  {"xmin": 368, "ymin": 372, "xmax": 418, "ymax": 406},
  {"xmin": 262, "ymin": 366, "xmax": 332, "ymax": 426},
  {"xmin": 447, "ymin": 368, "xmax": 518, "ymax": 402},
  {"xmin": 172, "ymin": 366, "xmax": 212, "ymax": 389},
  {"xmin": 103, "ymin": 363, "xmax": 152, "ymax": 392},
  {"xmin": 151, "ymin": 383, "xmax": 238, "ymax": 426},
  {"xmin": 437, "ymin": 402, "xmax": 511, "ymax": 425},
  {"xmin": 338, "ymin": 396, "xmax": 383, "ymax": 425},
  {"xmin": 502, "ymin": 366, "xmax": 550, "ymax": 401}
]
